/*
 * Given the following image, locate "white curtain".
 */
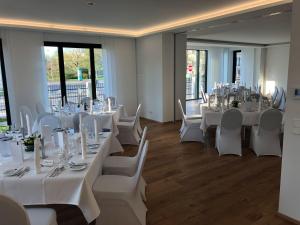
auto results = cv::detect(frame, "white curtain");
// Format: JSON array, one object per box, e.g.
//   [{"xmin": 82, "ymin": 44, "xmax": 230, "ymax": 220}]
[{"xmin": 101, "ymin": 37, "xmax": 137, "ymax": 115}]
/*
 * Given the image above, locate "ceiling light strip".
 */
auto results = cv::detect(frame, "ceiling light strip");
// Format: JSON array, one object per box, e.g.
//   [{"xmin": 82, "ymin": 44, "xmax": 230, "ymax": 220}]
[{"xmin": 0, "ymin": 0, "xmax": 292, "ymax": 37}]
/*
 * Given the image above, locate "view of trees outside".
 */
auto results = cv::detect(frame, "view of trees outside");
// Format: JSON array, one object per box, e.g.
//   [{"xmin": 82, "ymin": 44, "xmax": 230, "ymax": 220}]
[
  {"xmin": 44, "ymin": 47, "xmax": 104, "ymax": 105},
  {"xmin": 0, "ymin": 62, "xmax": 7, "ymax": 125}
]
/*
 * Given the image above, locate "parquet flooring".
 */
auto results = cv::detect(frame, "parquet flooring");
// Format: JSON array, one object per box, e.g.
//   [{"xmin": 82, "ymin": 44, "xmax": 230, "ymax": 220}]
[{"xmin": 53, "ymin": 119, "xmax": 295, "ymax": 225}]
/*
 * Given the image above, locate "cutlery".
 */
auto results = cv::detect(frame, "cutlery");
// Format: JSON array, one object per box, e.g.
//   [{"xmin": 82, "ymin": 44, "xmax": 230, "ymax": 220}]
[{"xmin": 18, "ymin": 167, "xmax": 30, "ymax": 178}]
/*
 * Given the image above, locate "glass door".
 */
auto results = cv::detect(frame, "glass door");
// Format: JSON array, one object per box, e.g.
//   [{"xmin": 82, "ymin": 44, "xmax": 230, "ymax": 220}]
[
  {"xmin": 186, "ymin": 49, "xmax": 208, "ymax": 101},
  {"xmin": 0, "ymin": 39, "xmax": 11, "ymax": 128}
]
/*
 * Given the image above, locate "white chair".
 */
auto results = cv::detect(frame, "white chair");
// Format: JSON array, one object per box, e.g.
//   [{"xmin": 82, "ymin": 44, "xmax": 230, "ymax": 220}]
[
  {"xmin": 105, "ymin": 96, "xmax": 117, "ymax": 108},
  {"xmin": 0, "ymin": 194, "xmax": 57, "ymax": 225},
  {"xmin": 36, "ymin": 102, "xmax": 46, "ymax": 114},
  {"xmin": 117, "ymin": 104, "xmax": 142, "ymax": 145},
  {"xmin": 39, "ymin": 115, "xmax": 62, "ymax": 132},
  {"xmin": 81, "ymin": 114, "xmax": 102, "ymax": 134},
  {"xmin": 278, "ymin": 89, "xmax": 286, "ymax": 111},
  {"xmin": 215, "ymin": 109, "xmax": 243, "ymax": 156},
  {"xmin": 103, "ymin": 127, "xmax": 148, "ymax": 201},
  {"xmin": 20, "ymin": 105, "xmax": 33, "ymax": 135},
  {"xmin": 119, "ymin": 104, "xmax": 143, "ymax": 135},
  {"xmin": 81, "ymin": 97, "xmax": 92, "ymax": 109},
  {"xmin": 73, "ymin": 112, "xmax": 89, "ymax": 132},
  {"xmin": 271, "ymin": 86, "xmax": 279, "ymax": 104},
  {"xmin": 178, "ymin": 99, "xmax": 204, "ymax": 142},
  {"xmin": 250, "ymin": 109, "xmax": 283, "ymax": 157},
  {"xmin": 93, "ymin": 141, "xmax": 149, "ymax": 225},
  {"xmin": 273, "ymin": 87, "xmax": 283, "ymax": 109}
]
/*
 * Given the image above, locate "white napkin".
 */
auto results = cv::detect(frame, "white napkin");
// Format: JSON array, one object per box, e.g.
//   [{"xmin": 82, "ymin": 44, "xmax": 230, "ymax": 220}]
[
  {"xmin": 79, "ymin": 114, "xmax": 83, "ymax": 133},
  {"xmin": 34, "ymin": 138, "xmax": 41, "ymax": 174},
  {"xmin": 108, "ymin": 98, "xmax": 112, "ymax": 112},
  {"xmin": 57, "ymin": 131, "xmax": 64, "ymax": 150}
]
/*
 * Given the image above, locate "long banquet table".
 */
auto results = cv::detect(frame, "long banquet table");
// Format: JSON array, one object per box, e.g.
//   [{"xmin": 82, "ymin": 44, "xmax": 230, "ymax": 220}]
[
  {"xmin": 0, "ymin": 132, "xmax": 117, "ymax": 223},
  {"xmin": 200, "ymin": 106, "xmax": 263, "ymax": 133},
  {"xmin": 32, "ymin": 109, "xmax": 121, "ymax": 136}
]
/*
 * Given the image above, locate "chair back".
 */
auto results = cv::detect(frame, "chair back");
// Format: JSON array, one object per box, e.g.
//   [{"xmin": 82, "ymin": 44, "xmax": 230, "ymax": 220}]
[
  {"xmin": 133, "ymin": 127, "xmax": 148, "ymax": 163},
  {"xmin": 272, "ymin": 86, "xmax": 279, "ymax": 103},
  {"xmin": 105, "ymin": 96, "xmax": 117, "ymax": 107},
  {"xmin": 39, "ymin": 114, "xmax": 61, "ymax": 132},
  {"xmin": 178, "ymin": 99, "xmax": 186, "ymax": 119},
  {"xmin": 0, "ymin": 194, "xmax": 30, "ymax": 225},
  {"xmin": 132, "ymin": 104, "xmax": 142, "ymax": 129},
  {"xmin": 73, "ymin": 112, "xmax": 89, "ymax": 132},
  {"xmin": 133, "ymin": 140, "xmax": 149, "ymax": 191},
  {"xmin": 20, "ymin": 105, "xmax": 33, "ymax": 134},
  {"xmin": 273, "ymin": 87, "xmax": 283, "ymax": 108},
  {"xmin": 200, "ymin": 90, "xmax": 207, "ymax": 103},
  {"xmin": 258, "ymin": 109, "xmax": 282, "ymax": 134},
  {"xmin": 36, "ymin": 102, "xmax": 46, "ymax": 114},
  {"xmin": 220, "ymin": 109, "xmax": 243, "ymax": 133},
  {"xmin": 81, "ymin": 115, "xmax": 102, "ymax": 134},
  {"xmin": 278, "ymin": 90, "xmax": 286, "ymax": 111}
]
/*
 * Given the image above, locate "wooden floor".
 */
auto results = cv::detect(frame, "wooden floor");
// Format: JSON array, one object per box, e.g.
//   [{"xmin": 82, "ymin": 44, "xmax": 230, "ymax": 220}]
[{"xmin": 55, "ymin": 119, "xmax": 295, "ymax": 225}]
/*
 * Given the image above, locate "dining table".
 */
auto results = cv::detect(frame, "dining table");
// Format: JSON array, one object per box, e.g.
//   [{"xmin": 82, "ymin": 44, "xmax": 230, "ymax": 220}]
[{"xmin": 0, "ymin": 132, "xmax": 118, "ymax": 223}]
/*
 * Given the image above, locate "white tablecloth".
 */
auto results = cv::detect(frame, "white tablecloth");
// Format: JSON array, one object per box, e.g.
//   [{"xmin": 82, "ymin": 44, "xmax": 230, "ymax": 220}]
[
  {"xmin": 33, "ymin": 109, "xmax": 120, "ymax": 136},
  {"xmin": 0, "ymin": 132, "xmax": 122, "ymax": 223},
  {"xmin": 200, "ymin": 107, "xmax": 261, "ymax": 132}
]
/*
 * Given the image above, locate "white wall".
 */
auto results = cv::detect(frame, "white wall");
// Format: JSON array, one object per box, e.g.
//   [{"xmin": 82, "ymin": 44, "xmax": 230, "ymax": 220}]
[
  {"xmin": 0, "ymin": 29, "xmax": 138, "ymax": 124},
  {"xmin": 279, "ymin": 0, "xmax": 300, "ymax": 222},
  {"xmin": 264, "ymin": 44, "xmax": 290, "ymax": 92},
  {"xmin": 136, "ymin": 33, "xmax": 175, "ymax": 122}
]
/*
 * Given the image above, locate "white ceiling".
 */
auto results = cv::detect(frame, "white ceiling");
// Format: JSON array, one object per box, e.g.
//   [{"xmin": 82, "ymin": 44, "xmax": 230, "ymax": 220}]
[
  {"xmin": 0, "ymin": 0, "xmax": 248, "ymax": 29},
  {"xmin": 187, "ymin": 5, "xmax": 292, "ymax": 44},
  {"xmin": 0, "ymin": 0, "xmax": 292, "ymax": 36}
]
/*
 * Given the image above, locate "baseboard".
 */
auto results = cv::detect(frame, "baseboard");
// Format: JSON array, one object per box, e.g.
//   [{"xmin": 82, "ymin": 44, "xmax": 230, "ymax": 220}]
[
  {"xmin": 140, "ymin": 117, "xmax": 180, "ymax": 124},
  {"xmin": 278, "ymin": 212, "xmax": 300, "ymax": 224}
]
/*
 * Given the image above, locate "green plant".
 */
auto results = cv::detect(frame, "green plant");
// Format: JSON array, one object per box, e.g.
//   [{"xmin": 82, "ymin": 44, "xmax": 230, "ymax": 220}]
[
  {"xmin": 231, "ymin": 100, "xmax": 239, "ymax": 108},
  {"xmin": 23, "ymin": 134, "xmax": 40, "ymax": 152}
]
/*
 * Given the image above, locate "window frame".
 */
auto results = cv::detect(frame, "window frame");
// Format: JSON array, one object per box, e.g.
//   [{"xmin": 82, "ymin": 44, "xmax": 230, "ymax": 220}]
[
  {"xmin": 232, "ymin": 50, "xmax": 241, "ymax": 83},
  {"xmin": 0, "ymin": 39, "xmax": 11, "ymax": 125},
  {"xmin": 186, "ymin": 49, "xmax": 208, "ymax": 101},
  {"xmin": 44, "ymin": 42, "xmax": 102, "ymax": 105}
]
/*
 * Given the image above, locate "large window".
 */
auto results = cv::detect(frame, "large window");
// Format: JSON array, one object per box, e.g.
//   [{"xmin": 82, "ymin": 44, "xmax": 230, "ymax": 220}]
[
  {"xmin": 44, "ymin": 42, "xmax": 103, "ymax": 107},
  {"xmin": 0, "ymin": 39, "xmax": 11, "ymax": 127},
  {"xmin": 232, "ymin": 50, "xmax": 241, "ymax": 84},
  {"xmin": 186, "ymin": 49, "xmax": 208, "ymax": 100}
]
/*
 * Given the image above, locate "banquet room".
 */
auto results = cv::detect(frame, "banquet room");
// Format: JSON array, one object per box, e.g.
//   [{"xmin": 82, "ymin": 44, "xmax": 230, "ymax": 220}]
[{"xmin": 0, "ymin": 0, "xmax": 300, "ymax": 225}]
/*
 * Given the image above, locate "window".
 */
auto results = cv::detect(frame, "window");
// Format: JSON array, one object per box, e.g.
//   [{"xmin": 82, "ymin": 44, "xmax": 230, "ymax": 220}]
[
  {"xmin": 0, "ymin": 39, "xmax": 11, "ymax": 127},
  {"xmin": 232, "ymin": 50, "xmax": 241, "ymax": 84},
  {"xmin": 186, "ymin": 49, "xmax": 208, "ymax": 100},
  {"xmin": 44, "ymin": 42, "xmax": 103, "ymax": 107}
]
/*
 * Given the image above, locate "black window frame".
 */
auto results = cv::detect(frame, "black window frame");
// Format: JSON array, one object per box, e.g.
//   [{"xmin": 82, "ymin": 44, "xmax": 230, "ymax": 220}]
[
  {"xmin": 232, "ymin": 50, "xmax": 241, "ymax": 83},
  {"xmin": 186, "ymin": 49, "xmax": 208, "ymax": 101},
  {"xmin": 0, "ymin": 39, "xmax": 11, "ymax": 125},
  {"xmin": 44, "ymin": 42, "xmax": 102, "ymax": 105}
]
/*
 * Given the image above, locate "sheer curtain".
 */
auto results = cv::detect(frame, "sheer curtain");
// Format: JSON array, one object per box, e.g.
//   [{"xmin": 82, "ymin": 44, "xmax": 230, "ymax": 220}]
[{"xmin": 101, "ymin": 37, "xmax": 137, "ymax": 115}]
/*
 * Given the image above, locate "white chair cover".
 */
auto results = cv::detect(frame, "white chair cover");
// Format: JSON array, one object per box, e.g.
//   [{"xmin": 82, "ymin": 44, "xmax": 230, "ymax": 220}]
[
  {"xmin": 250, "ymin": 109, "xmax": 283, "ymax": 156},
  {"xmin": 103, "ymin": 127, "xmax": 148, "ymax": 201},
  {"xmin": 81, "ymin": 115, "xmax": 103, "ymax": 134},
  {"xmin": 93, "ymin": 141, "xmax": 149, "ymax": 225},
  {"xmin": 119, "ymin": 104, "xmax": 143, "ymax": 135},
  {"xmin": 215, "ymin": 109, "xmax": 243, "ymax": 156},
  {"xmin": 36, "ymin": 102, "xmax": 46, "ymax": 114},
  {"xmin": 278, "ymin": 89, "xmax": 286, "ymax": 111},
  {"xmin": 272, "ymin": 86, "xmax": 279, "ymax": 104},
  {"xmin": 20, "ymin": 105, "xmax": 33, "ymax": 134},
  {"xmin": 105, "ymin": 96, "xmax": 117, "ymax": 107},
  {"xmin": 272, "ymin": 87, "xmax": 283, "ymax": 108},
  {"xmin": 39, "ymin": 115, "xmax": 62, "ymax": 132},
  {"xmin": 178, "ymin": 99, "xmax": 204, "ymax": 142},
  {"xmin": 0, "ymin": 194, "xmax": 57, "ymax": 225},
  {"xmin": 73, "ymin": 112, "xmax": 89, "ymax": 132},
  {"xmin": 117, "ymin": 104, "xmax": 142, "ymax": 145}
]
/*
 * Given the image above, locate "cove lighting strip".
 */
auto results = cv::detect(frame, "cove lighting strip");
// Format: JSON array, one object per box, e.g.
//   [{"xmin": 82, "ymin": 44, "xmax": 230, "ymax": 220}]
[{"xmin": 0, "ymin": 0, "xmax": 292, "ymax": 37}]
